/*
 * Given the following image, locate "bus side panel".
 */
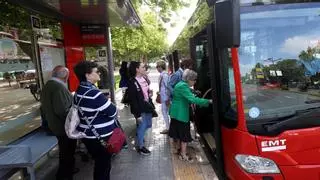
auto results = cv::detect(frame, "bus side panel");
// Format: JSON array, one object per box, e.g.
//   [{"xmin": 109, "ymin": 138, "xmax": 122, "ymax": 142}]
[
  {"xmin": 280, "ymin": 165, "xmax": 320, "ymax": 180},
  {"xmin": 221, "ymin": 126, "xmax": 284, "ymax": 180},
  {"xmin": 256, "ymin": 127, "xmax": 320, "ymax": 165}
]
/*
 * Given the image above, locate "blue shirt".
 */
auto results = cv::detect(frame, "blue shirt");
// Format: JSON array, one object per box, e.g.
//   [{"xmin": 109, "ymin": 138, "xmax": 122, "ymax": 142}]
[
  {"xmin": 75, "ymin": 81, "xmax": 117, "ymax": 139},
  {"xmin": 168, "ymin": 68, "xmax": 183, "ymax": 99}
]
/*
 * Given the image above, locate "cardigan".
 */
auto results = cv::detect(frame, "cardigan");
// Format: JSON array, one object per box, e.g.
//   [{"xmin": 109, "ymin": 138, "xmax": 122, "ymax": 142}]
[
  {"xmin": 40, "ymin": 79, "xmax": 72, "ymax": 136},
  {"xmin": 169, "ymin": 81, "xmax": 210, "ymax": 123},
  {"xmin": 127, "ymin": 77, "xmax": 154, "ymax": 118}
]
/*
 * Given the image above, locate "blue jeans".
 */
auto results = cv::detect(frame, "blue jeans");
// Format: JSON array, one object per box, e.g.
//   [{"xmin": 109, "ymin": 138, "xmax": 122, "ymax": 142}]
[{"xmin": 137, "ymin": 113, "xmax": 152, "ymax": 148}]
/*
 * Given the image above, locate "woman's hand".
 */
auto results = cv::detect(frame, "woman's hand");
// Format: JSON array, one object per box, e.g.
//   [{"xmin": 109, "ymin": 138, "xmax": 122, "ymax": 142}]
[
  {"xmin": 208, "ymin": 99, "xmax": 213, "ymax": 104},
  {"xmin": 165, "ymin": 100, "xmax": 171, "ymax": 107},
  {"xmin": 149, "ymin": 89, "xmax": 153, "ymax": 97}
]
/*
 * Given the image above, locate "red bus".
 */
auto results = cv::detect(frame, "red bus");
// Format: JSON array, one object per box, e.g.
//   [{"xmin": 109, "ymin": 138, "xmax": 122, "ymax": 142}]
[{"xmin": 173, "ymin": 0, "xmax": 320, "ymax": 179}]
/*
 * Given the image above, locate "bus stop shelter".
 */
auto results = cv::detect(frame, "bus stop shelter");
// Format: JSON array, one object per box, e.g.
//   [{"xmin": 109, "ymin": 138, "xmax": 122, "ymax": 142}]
[{"xmin": 8, "ymin": 0, "xmax": 141, "ymax": 102}]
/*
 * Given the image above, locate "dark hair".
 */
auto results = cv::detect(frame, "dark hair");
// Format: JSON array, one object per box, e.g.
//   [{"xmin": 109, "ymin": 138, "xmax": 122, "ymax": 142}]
[
  {"xmin": 73, "ymin": 61, "xmax": 98, "ymax": 82},
  {"xmin": 120, "ymin": 61, "xmax": 128, "ymax": 70},
  {"xmin": 119, "ymin": 61, "xmax": 128, "ymax": 78},
  {"xmin": 128, "ymin": 61, "xmax": 141, "ymax": 78},
  {"xmin": 180, "ymin": 58, "xmax": 194, "ymax": 70}
]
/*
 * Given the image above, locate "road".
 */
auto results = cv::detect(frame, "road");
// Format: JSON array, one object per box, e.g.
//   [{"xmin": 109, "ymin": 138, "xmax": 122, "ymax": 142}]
[{"xmin": 242, "ymin": 84, "xmax": 320, "ymax": 117}]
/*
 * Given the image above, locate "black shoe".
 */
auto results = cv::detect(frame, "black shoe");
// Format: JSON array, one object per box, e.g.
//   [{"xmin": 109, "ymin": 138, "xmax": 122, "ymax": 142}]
[
  {"xmin": 138, "ymin": 147, "xmax": 151, "ymax": 155},
  {"xmin": 73, "ymin": 167, "xmax": 80, "ymax": 174}
]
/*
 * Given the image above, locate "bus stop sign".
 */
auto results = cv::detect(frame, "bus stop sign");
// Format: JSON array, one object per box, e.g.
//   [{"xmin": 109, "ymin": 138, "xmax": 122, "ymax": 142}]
[{"xmin": 80, "ymin": 24, "xmax": 107, "ymax": 45}]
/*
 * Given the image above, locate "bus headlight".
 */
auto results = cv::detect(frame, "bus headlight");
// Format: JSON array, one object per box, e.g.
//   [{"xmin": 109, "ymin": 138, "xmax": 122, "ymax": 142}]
[{"xmin": 235, "ymin": 154, "xmax": 280, "ymax": 174}]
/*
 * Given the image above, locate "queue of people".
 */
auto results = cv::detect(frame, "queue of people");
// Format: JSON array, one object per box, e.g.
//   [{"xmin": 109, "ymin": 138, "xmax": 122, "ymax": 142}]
[{"xmin": 40, "ymin": 58, "xmax": 211, "ymax": 180}]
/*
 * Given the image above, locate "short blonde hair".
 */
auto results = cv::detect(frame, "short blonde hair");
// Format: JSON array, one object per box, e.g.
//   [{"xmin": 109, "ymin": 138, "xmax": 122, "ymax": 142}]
[
  {"xmin": 156, "ymin": 60, "xmax": 166, "ymax": 70},
  {"xmin": 182, "ymin": 69, "xmax": 197, "ymax": 81}
]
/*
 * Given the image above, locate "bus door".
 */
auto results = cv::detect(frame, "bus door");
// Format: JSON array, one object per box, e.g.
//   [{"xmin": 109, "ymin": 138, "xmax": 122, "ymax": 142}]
[
  {"xmin": 191, "ymin": 23, "xmax": 232, "ymax": 179},
  {"xmin": 193, "ymin": 1, "xmax": 242, "ymax": 179}
]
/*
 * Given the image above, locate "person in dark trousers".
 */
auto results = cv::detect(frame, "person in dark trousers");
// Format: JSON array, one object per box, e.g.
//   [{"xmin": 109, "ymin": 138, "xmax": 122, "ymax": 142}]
[
  {"xmin": 40, "ymin": 65, "xmax": 76, "ymax": 180},
  {"xmin": 73, "ymin": 61, "xmax": 118, "ymax": 180},
  {"xmin": 127, "ymin": 61, "xmax": 154, "ymax": 155},
  {"xmin": 119, "ymin": 61, "xmax": 129, "ymax": 105}
]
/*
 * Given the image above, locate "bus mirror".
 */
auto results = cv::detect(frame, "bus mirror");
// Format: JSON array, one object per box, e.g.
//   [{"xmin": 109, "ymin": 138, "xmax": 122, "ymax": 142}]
[
  {"xmin": 215, "ymin": 0, "xmax": 240, "ymax": 48},
  {"xmin": 206, "ymin": 0, "xmax": 216, "ymax": 6}
]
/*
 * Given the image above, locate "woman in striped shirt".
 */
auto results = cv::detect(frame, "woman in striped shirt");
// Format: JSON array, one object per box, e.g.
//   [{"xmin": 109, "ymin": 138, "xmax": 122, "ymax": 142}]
[{"xmin": 73, "ymin": 61, "xmax": 117, "ymax": 180}]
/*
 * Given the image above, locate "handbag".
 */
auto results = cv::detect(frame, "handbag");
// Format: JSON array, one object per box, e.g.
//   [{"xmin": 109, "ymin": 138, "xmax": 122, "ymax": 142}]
[
  {"xmin": 148, "ymin": 99, "xmax": 158, "ymax": 117},
  {"xmin": 156, "ymin": 93, "xmax": 161, "ymax": 104},
  {"xmin": 78, "ymin": 102, "xmax": 126, "ymax": 154},
  {"xmin": 156, "ymin": 75, "xmax": 163, "ymax": 104},
  {"xmin": 65, "ymin": 89, "xmax": 93, "ymax": 139}
]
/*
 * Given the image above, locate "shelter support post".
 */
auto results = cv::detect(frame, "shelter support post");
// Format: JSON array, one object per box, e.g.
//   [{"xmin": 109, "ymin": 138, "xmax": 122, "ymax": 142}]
[
  {"xmin": 30, "ymin": 30, "xmax": 43, "ymax": 89},
  {"xmin": 105, "ymin": 26, "xmax": 115, "ymax": 103}
]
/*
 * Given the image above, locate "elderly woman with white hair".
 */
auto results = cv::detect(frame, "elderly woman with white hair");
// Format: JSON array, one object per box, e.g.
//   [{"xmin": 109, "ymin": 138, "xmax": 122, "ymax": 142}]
[{"xmin": 169, "ymin": 69, "xmax": 212, "ymax": 162}]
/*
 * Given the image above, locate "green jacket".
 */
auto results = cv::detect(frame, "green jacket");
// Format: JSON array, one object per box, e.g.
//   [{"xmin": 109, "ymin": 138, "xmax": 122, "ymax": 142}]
[
  {"xmin": 40, "ymin": 79, "xmax": 72, "ymax": 136},
  {"xmin": 169, "ymin": 81, "xmax": 209, "ymax": 123}
]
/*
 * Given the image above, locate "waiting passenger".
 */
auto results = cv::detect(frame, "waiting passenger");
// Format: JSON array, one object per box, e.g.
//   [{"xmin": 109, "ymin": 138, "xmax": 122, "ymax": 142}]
[
  {"xmin": 40, "ymin": 65, "xmax": 77, "ymax": 180},
  {"xmin": 156, "ymin": 60, "xmax": 170, "ymax": 134},
  {"xmin": 119, "ymin": 61, "xmax": 129, "ymax": 106},
  {"xmin": 73, "ymin": 61, "xmax": 118, "ymax": 180},
  {"xmin": 169, "ymin": 69, "xmax": 212, "ymax": 162},
  {"xmin": 127, "ymin": 61, "xmax": 154, "ymax": 155}
]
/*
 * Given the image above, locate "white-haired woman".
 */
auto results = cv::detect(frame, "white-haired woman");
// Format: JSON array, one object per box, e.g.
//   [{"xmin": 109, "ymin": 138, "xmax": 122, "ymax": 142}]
[{"xmin": 169, "ymin": 69, "xmax": 212, "ymax": 162}]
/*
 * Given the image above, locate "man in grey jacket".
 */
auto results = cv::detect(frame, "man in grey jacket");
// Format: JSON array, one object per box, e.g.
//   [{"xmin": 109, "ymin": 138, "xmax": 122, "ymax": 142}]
[{"xmin": 40, "ymin": 65, "xmax": 76, "ymax": 180}]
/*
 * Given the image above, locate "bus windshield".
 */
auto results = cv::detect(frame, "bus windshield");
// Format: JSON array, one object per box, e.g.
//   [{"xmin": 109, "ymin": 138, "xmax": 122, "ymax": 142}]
[{"xmin": 239, "ymin": 2, "xmax": 320, "ymax": 122}]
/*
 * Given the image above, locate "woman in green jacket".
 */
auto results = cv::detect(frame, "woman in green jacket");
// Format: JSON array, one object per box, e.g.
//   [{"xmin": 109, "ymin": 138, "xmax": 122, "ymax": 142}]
[{"xmin": 169, "ymin": 69, "xmax": 212, "ymax": 162}]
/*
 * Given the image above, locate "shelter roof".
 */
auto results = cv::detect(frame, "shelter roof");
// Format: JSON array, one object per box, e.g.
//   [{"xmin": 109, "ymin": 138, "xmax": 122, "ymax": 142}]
[{"xmin": 8, "ymin": 0, "xmax": 141, "ymax": 26}]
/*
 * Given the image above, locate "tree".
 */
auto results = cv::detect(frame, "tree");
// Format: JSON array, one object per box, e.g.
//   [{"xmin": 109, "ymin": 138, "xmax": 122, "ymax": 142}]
[
  {"xmin": 0, "ymin": 0, "xmax": 61, "ymax": 41},
  {"xmin": 276, "ymin": 59, "xmax": 304, "ymax": 84},
  {"xmin": 131, "ymin": 0, "xmax": 190, "ymax": 23},
  {"xmin": 171, "ymin": 0, "xmax": 213, "ymax": 57},
  {"xmin": 111, "ymin": 12, "xmax": 168, "ymax": 63},
  {"xmin": 299, "ymin": 47, "xmax": 317, "ymax": 61}
]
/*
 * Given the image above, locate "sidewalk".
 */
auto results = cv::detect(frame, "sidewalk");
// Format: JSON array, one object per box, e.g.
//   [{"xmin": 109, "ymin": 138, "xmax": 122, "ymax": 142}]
[{"xmin": 34, "ymin": 69, "xmax": 217, "ymax": 180}]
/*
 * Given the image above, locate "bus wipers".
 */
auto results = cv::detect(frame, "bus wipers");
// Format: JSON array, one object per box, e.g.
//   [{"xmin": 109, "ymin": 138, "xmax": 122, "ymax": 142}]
[
  {"xmin": 305, "ymin": 99, "xmax": 320, "ymax": 104},
  {"xmin": 264, "ymin": 106, "xmax": 320, "ymax": 136}
]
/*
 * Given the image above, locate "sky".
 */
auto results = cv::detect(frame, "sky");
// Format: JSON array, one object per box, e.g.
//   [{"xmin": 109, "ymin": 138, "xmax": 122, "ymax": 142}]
[
  {"xmin": 139, "ymin": 1, "xmax": 198, "ymax": 46},
  {"xmin": 163, "ymin": 1, "xmax": 198, "ymax": 46}
]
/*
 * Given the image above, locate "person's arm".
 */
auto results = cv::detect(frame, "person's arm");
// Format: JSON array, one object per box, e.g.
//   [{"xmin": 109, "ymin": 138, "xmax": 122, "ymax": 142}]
[
  {"xmin": 128, "ymin": 81, "xmax": 140, "ymax": 117},
  {"xmin": 168, "ymin": 73, "xmax": 178, "ymax": 96},
  {"xmin": 180, "ymin": 83, "xmax": 210, "ymax": 107},
  {"xmin": 162, "ymin": 73, "xmax": 170, "ymax": 100},
  {"xmin": 93, "ymin": 92, "xmax": 118, "ymax": 120}
]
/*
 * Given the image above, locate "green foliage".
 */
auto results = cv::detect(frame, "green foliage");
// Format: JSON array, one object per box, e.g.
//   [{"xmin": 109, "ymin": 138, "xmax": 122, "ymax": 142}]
[
  {"xmin": 276, "ymin": 59, "xmax": 304, "ymax": 82},
  {"xmin": 85, "ymin": 47, "xmax": 98, "ymax": 60},
  {"xmin": 251, "ymin": 59, "xmax": 305, "ymax": 84},
  {"xmin": 171, "ymin": 0, "xmax": 213, "ymax": 57},
  {"xmin": 0, "ymin": 0, "xmax": 61, "ymax": 40},
  {"xmin": 114, "ymin": 74, "xmax": 121, "ymax": 90},
  {"xmin": 299, "ymin": 46, "xmax": 320, "ymax": 61},
  {"xmin": 131, "ymin": 0, "xmax": 190, "ymax": 22},
  {"xmin": 111, "ymin": 12, "xmax": 168, "ymax": 62}
]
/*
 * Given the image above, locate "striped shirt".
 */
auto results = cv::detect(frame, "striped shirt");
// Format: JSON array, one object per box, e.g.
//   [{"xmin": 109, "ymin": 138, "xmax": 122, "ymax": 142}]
[{"xmin": 75, "ymin": 81, "xmax": 117, "ymax": 139}]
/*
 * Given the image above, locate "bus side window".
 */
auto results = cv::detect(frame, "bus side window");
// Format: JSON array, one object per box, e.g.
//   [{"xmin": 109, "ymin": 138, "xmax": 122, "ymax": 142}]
[{"xmin": 220, "ymin": 49, "xmax": 238, "ymax": 128}]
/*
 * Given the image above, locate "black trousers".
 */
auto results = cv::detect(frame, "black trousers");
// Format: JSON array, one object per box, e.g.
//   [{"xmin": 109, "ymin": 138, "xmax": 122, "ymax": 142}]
[
  {"xmin": 82, "ymin": 138, "xmax": 112, "ymax": 180},
  {"xmin": 56, "ymin": 135, "xmax": 77, "ymax": 180}
]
